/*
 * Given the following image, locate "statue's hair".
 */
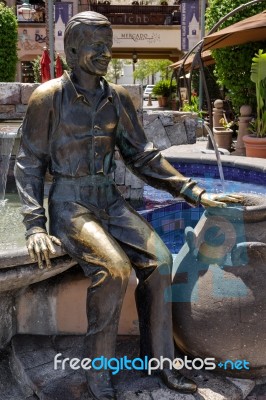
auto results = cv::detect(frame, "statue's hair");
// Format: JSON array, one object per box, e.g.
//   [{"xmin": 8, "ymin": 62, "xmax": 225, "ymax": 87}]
[{"xmin": 64, "ymin": 11, "xmax": 111, "ymax": 68}]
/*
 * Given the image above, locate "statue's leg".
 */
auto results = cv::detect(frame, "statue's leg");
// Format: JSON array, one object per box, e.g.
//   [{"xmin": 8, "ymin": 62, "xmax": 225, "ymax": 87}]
[
  {"xmin": 49, "ymin": 201, "xmax": 131, "ymax": 400},
  {"xmin": 107, "ymin": 200, "xmax": 174, "ymax": 360},
  {"xmin": 107, "ymin": 197, "xmax": 197, "ymax": 394}
]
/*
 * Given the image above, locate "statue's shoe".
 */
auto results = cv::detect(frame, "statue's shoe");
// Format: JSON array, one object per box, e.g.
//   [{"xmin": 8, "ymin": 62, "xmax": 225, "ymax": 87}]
[
  {"xmin": 86, "ymin": 370, "xmax": 117, "ymax": 400},
  {"xmin": 160, "ymin": 369, "xmax": 197, "ymax": 394}
]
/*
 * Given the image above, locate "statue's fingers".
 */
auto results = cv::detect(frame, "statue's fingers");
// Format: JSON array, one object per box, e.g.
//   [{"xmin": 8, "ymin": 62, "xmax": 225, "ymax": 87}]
[
  {"xmin": 218, "ymin": 195, "xmax": 242, "ymax": 203},
  {"xmin": 33, "ymin": 243, "xmax": 44, "ymax": 269},
  {"xmin": 43, "ymin": 250, "xmax": 52, "ymax": 269},
  {"xmin": 36, "ymin": 251, "xmax": 44, "ymax": 270},
  {"xmin": 45, "ymin": 238, "xmax": 57, "ymax": 255},
  {"xmin": 27, "ymin": 241, "xmax": 36, "ymax": 261},
  {"xmin": 50, "ymin": 236, "xmax": 62, "ymax": 246},
  {"xmin": 203, "ymin": 199, "xmax": 226, "ymax": 208}
]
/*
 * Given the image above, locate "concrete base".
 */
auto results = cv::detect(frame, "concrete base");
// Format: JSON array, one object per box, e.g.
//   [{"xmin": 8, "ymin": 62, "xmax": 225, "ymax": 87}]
[{"xmin": 16, "ymin": 266, "xmax": 139, "ymax": 337}]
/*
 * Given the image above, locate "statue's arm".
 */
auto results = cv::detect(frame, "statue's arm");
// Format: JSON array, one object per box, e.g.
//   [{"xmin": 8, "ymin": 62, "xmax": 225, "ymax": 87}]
[
  {"xmin": 114, "ymin": 86, "xmax": 242, "ymax": 208},
  {"xmin": 14, "ymin": 85, "xmax": 61, "ymax": 268},
  {"xmin": 114, "ymin": 86, "xmax": 205, "ymax": 206}
]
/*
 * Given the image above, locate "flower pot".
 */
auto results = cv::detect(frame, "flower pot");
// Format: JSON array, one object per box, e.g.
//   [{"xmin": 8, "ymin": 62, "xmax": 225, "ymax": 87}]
[
  {"xmin": 243, "ymin": 135, "xmax": 266, "ymax": 158},
  {"xmin": 171, "ymin": 99, "xmax": 178, "ymax": 110},
  {"xmin": 213, "ymin": 127, "xmax": 233, "ymax": 151},
  {"xmin": 172, "ymin": 194, "xmax": 266, "ymax": 378}
]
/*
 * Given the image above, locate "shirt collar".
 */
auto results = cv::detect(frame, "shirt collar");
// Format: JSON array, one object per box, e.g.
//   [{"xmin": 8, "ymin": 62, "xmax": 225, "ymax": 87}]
[{"xmin": 61, "ymin": 71, "xmax": 113, "ymax": 104}]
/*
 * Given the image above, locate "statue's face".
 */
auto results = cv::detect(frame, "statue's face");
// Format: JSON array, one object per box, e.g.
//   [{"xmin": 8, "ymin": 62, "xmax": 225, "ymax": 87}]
[{"xmin": 76, "ymin": 25, "xmax": 113, "ymax": 76}]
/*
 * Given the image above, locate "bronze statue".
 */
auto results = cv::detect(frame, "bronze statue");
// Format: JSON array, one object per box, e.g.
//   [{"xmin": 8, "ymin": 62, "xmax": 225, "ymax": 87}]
[{"xmin": 15, "ymin": 11, "xmax": 242, "ymax": 400}]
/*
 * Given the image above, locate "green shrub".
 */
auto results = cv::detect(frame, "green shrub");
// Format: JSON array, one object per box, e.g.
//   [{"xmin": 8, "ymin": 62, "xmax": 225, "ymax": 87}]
[
  {"xmin": 152, "ymin": 79, "xmax": 176, "ymax": 97},
  {"xmin": 0, "ymin": 4, "xmax": 18, "ymax": 81},
  {"xmin": 205, "ymin": 0, "xmax": 266, "ymax": 113}
]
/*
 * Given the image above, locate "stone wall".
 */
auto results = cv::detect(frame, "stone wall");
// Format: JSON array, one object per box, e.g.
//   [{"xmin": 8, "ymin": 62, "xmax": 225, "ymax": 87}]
[{"xmin": 143, "ymin": 110, "xmax": 197, "ymax": 150}]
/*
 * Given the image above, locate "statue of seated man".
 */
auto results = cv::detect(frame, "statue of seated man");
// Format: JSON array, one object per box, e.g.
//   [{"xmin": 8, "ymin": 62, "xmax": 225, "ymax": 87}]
[{"xmin": 15, "ymin": 11, "xmax": 241, "ymax": 400}]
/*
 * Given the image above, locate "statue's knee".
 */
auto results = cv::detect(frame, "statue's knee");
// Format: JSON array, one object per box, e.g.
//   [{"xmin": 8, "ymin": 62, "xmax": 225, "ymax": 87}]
[{"xmin": 109, "ymin": 253, "xmax": 131, "ymax": 281}]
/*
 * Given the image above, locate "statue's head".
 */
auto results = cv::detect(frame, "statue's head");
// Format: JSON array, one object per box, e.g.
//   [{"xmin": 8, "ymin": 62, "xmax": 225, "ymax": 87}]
[{"xmin": 64, "ymin": 11, "xmax": 112, "ymax": 71}]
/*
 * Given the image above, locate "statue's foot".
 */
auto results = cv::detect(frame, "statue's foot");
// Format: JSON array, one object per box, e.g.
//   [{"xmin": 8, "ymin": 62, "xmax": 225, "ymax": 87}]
[
  {"xmin": 160, "ymin": 369, "xmax": 197, "ymax": 394},
  {"xmin": 85, "ymin": 370, "xmax": 117, "ymax": 400}
]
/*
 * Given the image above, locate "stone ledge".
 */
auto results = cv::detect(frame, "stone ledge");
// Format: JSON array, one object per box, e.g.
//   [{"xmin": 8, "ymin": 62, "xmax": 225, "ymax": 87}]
[{"xmin": 162, "ymin": 145, "xmax": 266, "ymax": 173}]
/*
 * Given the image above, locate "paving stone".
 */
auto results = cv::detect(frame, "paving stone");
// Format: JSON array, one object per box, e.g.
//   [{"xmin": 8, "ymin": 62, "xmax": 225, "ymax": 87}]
[
  {"xmin": 182, "ymin": 370, "xmax": 245, "ymax": 400},
  {"xmin": 151, "ymin": 389, "xmax": 195, "ymax": 399},
  {"xmin": 228, "ymin": 377, "xmax": 256, "ymax": 399}
]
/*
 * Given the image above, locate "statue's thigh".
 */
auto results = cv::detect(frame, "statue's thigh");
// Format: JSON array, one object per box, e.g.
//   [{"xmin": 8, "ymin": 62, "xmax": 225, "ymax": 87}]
[
  {"xmin": 108, "ymin": 200, "xmax": 172, "ymax": 272},
  {"xmin": 49, "ymin": 201, "xmax": 131, "ymax": 276}
]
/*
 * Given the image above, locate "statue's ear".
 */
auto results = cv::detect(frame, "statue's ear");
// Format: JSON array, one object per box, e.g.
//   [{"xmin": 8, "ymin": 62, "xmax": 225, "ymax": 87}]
[{"xmin": 185, "ymin": 227, "xmax": 196, "ymax": 253}]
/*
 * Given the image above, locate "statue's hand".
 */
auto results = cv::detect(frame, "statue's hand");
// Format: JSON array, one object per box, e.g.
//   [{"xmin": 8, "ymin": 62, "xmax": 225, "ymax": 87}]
[
  {"xmin": 26, "ymin": 233, "xmax": 61, "ymax": 269},
  {"xmin": 200, "ymin": 193, "xmax": 243, "ymax": 208}
]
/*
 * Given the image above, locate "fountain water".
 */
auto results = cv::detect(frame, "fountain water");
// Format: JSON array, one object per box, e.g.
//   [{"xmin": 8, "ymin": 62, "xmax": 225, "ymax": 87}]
[
  {"xmin": 0, "ymin": 126, "xmax": 17, "ymax": 203},
  {"xmin": 204, "ymin": 122, "xmax": 225, "ymax": 190}
]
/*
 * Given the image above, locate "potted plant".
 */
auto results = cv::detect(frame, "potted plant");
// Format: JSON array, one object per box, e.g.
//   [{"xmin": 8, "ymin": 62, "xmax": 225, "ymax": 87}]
[
  {"xmin": 213, "ymin": 116, "xmax": 234, "ymax": 152},
  {"xmin": 243, "ymin": 49, "xmax": 266, "ymax": 158},
  {"xmin": 152, "ymin": 79, "xmax": 174, "ymax": 108}
]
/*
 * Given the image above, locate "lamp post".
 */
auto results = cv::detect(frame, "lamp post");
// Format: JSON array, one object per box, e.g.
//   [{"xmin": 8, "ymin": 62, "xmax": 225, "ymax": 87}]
[
  {"xmin": 199, "ymin": 0, "xmax": 206, "ymax": 111},
  {"xmin": 132, "ymin": 51, "xmax": 138, "ymax": 84},
  {"xmin": 18, "ymin": 0, "xmax": 36, "ymax": 21},
  {"xmin": 45, "ymin": 0, "xmax": 55, "ymax": 79}
]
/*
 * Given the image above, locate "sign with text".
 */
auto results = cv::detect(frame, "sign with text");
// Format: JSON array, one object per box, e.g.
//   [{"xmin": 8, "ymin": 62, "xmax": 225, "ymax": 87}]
[
  {"xmin": 181, "ymin": 0, "xmax": 200, "ymax": 52},
  {"xmin": 18, "ymin": 27, "xmax": 46, "ymax": 57},
  {"xmin": 54, "ymin": 2, "xmax": 73, "ymax": 53}
]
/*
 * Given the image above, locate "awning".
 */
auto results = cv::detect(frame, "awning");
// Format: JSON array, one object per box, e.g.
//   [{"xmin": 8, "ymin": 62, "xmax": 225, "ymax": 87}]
[
  {"xmin": 170, "ymin": 50, "xmax": 214, "ymax": 71},
  {"xmin": 203, "ymin": 10, "xmax": 266, "ymax": 51}
]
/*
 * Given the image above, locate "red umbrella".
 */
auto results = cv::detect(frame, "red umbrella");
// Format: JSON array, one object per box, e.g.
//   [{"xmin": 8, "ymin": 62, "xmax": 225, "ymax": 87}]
[
  {"xmin": 55, "ymin": 54, "xmax": 63, "ymax": 78},
  {"xmin": 40, "ymin": 47, "xmax": 51, "ymax": 83}
]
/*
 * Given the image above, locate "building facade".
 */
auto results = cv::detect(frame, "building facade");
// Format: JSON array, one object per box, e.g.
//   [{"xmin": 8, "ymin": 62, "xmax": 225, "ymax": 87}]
[{"xmin": 8, "ymin": 0, "xmax": 197, "ymax": 82}]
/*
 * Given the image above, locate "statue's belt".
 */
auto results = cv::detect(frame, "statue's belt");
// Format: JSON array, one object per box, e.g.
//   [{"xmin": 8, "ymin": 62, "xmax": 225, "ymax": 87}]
[{"xmin": 52, "ymin": 174, "xmax": 113, "ymax": 186}]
